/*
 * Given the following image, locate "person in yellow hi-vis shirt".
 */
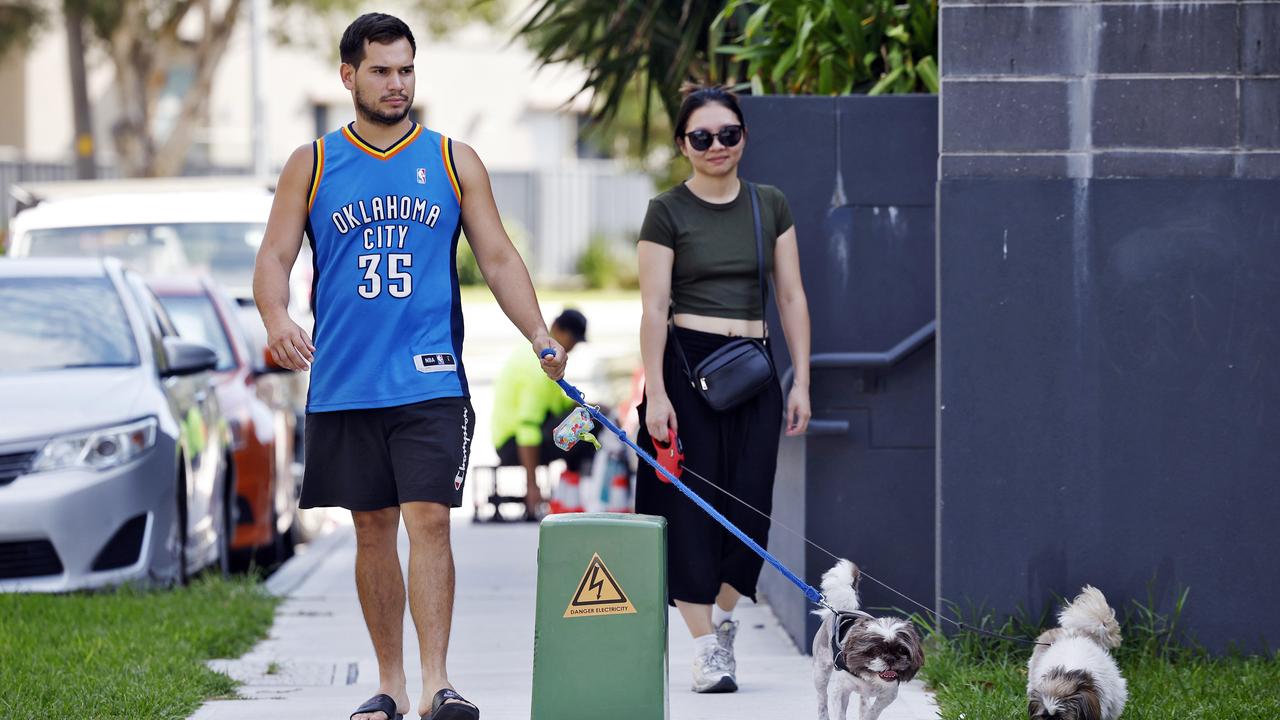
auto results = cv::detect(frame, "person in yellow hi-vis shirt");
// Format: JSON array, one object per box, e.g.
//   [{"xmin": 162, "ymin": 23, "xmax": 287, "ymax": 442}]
[{"xmin": 492, "ymin": 309, "xmax": 596, "ymax": 521}]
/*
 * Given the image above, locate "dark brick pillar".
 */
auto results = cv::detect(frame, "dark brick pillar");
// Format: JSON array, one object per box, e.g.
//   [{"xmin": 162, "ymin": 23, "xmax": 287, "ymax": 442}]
[{"xmin": 938, "ymin": 1, "xmax": 1280, "ymax": 652}]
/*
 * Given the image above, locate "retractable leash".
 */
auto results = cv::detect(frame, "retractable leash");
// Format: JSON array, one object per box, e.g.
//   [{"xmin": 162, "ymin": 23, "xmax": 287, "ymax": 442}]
[{"xmin": 542, "ymin": 350, "xmax": 1046, "ymax": 646}]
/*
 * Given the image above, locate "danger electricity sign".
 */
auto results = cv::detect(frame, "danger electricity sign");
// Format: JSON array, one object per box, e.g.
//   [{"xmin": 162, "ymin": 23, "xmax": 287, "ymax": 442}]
[{"xmin": 564, "ymin": 553, "xmax": 637, "ymax": 618}]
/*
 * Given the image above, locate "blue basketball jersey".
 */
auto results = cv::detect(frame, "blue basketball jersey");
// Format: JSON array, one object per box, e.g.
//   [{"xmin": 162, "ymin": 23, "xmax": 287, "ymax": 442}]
[{"xmin": 304, "ymin": 122, "xmax": 467, "ymax": 412}]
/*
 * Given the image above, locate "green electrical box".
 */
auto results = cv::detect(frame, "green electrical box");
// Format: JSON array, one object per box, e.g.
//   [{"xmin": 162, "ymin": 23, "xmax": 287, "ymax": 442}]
[{"xmin": 531, "ymin": 512, "xmax": 668, "ymax": 720}]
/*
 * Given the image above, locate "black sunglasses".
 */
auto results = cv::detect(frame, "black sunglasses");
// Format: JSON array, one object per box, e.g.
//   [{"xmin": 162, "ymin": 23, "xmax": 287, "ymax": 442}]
[{"xmin": 681, "ymin": 125, "xmax": 744, "ymax": 152}]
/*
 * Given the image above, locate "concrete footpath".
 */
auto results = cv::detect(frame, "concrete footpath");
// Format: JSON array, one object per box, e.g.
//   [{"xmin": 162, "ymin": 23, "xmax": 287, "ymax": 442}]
[{"xmin": 191, "ymin": 519, "xmax": 938, "ymax": 720}]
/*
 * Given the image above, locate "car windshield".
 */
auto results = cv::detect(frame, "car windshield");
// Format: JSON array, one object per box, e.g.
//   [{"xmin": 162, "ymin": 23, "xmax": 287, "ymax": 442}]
[
  {"xmin": 0, "ymin": 277, "xmax": 140, "ymax": 372},
  {"xmin": 25, "ymin": 223, "xmax": 266, "ymax": 291},
  {"xmin": 156, "ymin": 294, "xmax": 237, "ymax": 372}
]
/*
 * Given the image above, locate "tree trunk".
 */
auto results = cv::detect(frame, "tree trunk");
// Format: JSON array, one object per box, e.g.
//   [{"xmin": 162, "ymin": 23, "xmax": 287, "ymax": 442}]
[
  {"xmin": 64, "ymin": 6, "xmax": 96, "ymax": 179},
  {"xmin": 106, "ymin": 0, "xmax": 242, "ymax": 177},
  {"xmin": 151, "ymin": 0, "xmax": 243, "ymax": 177}
]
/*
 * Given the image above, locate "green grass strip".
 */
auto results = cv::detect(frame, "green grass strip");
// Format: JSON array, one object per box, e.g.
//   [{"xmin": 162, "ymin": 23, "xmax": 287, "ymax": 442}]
[
  {"xmin": 0, "ymin": 576, "xmax": 278, "ymax": 719},
  {"xmin": 917, "ymin": 590, "xmax": 1280, "ymax": 719}
]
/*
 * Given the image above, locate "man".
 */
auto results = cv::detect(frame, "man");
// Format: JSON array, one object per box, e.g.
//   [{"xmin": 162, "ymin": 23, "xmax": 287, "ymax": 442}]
[
  {"xmin": 491, "ymin": 309, "xmax": 595, "ymax": 521},
  {"xmin": 253, "ymin": 13, "xmax": 565, "ymax": 720}
]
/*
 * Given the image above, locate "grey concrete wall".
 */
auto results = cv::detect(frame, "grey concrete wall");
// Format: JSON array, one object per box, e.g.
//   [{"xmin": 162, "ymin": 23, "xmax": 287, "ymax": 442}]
[
  {"xmin": 939, "ymin": 0, "xmax": 1280, "ymax": 652},
  {"xmin": 941, "ymin": 0, "xmax": 1280, "ymax": 179},
  {"xmin": 741, "ymin": 96, "xmax": 938, "ymax": 649}
]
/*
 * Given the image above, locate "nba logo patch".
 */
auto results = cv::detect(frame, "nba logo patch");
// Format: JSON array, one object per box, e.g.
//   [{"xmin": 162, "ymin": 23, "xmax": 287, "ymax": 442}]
[{"xmin": 416, "ymin": 167, "xmax": 426, "ymax": 184}]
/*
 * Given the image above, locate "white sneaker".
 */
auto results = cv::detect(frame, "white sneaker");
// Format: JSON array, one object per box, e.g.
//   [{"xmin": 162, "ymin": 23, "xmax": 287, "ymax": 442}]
[
  {"xmin": 714, "ymin": 619, "xmax": 739, "ymax": 657},
  {"xmin": 692, "ymin": 643, "xmax": 738, "ymax": 693}
]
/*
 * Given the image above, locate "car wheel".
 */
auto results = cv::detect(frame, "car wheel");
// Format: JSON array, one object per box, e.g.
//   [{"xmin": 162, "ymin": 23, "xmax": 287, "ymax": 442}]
[
  {"xmin": 253, "ymin": 501, "xmax": 287, "ymax": 569},
  {"xmin": 172, "ymin": 469, "xmax": 189, "ymax": 587},
  {"xmin": 213, "ymin": 465, "xmax": 233, "ymax": 578}
]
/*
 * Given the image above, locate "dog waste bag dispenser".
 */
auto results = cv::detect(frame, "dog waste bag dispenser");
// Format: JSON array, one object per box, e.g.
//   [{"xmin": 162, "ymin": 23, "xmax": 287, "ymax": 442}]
[{"xmin": 531, "ymin": 513, "xmax": 668, "ymax": 719}]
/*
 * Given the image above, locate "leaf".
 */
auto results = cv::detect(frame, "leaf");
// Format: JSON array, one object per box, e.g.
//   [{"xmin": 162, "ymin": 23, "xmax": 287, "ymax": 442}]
[
  {"xmin": 868, "ymin": 65, "xmax": 903, "ymax": 96},
  {"xmin": 829, "ymin": 0, "xmax": 860, "ymax": 38},
  {"xmin": 916, "ymin": 55, "xmax": 939, "ymax": 93},
  {"xmin": 770, "ymin": 38, "xmax": 800, "ymax": 85},
  {"xmin": 818, "ymin": 55, "xmax": 834, "ymax": 95},
  {"xmin": 724, "ymin": 44, "xmax": 778, "ymax": 62},
  {"xmin": 745, "ymin": 2, "xmax": 770, "ymax": 40},
  {"xmin": 796, "ymin": 12, "xmax": 815, "ymax": 57},
  {"xmin": 711, "ymin": 0, "xmax": 743, "ymax": 30}
]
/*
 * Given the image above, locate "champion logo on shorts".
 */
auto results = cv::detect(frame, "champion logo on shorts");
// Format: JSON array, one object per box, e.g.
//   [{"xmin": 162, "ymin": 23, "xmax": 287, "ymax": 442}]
[
  {"xmin": 416, "ymin": 167, "xmax": 427, "ymax": 184},
  {"xmin": 455, "ymin": 406, "xmax": 471, "ymax": 490},
  {"xmin": 414, "ymin": 353, "xmax": 457, "ymax": 374}
]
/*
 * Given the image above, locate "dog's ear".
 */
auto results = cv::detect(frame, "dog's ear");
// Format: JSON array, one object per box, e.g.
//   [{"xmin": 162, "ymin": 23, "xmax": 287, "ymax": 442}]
[
  {"xmin": 848, "ymin": 562, "xmax": 862, "ymax": 590},
  {"xmin": 895, "ymin": 622, "xmax": 925, "ymax": 682},
  {"xmin": 1067, "ymin": 675, "xmax": 1102, "ymax": 720}
]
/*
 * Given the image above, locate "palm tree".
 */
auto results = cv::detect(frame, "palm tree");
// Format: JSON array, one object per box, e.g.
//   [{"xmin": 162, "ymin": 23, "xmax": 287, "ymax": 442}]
[
  {"xmin": 518, "ymin": 0, "xmax": 742, "ymax": 140},
  {"xmin": 518, "ymin": 0, "xmax": 938, "ymax": 140}
]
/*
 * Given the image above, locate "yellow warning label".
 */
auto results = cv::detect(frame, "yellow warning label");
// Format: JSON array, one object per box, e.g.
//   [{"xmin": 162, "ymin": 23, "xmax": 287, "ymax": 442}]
[{"xmin": 563, "ymin": 553, "xmax": 637, "ymax": 618}]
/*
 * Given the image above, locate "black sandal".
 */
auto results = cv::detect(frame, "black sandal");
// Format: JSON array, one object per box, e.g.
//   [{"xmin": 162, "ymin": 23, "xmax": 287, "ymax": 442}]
[
  {"xmin": 421, "ymin": 688, "xmax": 479, "ymax": 720},
  {"xmin": 351, "ymin": 693, "xmax": 404, "ymax": 720}
]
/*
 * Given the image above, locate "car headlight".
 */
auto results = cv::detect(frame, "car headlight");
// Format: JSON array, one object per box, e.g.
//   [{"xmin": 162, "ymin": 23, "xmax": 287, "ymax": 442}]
[{"xmin": 31, "ymin": 417, "xmax": 158, "ymax": 473}]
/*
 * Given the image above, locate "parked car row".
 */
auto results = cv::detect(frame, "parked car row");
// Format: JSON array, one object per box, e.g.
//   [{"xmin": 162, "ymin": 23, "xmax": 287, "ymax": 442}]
[
  {"xmin": 0, "ymin": 258, "xmax": 234, "ymax": 589},
  {"xmin": 1, "ymin": 179, "xmax": 317, "ymax": 591}
]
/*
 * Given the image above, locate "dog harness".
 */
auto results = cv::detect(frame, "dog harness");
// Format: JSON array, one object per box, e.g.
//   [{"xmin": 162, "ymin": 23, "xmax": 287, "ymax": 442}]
[{"xmin": 831, "ymin": 611, "xmax": 863, "ymax": 672}]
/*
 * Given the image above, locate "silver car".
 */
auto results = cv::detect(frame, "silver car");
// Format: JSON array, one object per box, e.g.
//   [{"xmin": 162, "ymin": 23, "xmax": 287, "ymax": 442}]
[{"xmin": 0, "ymin": 258, "xmax": 232, "ymax": 591}]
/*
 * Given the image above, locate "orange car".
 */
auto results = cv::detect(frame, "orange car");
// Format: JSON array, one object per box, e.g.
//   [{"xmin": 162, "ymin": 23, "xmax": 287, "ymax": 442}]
[{"xmin": 149, "ymin": 276, "xmax": 300, "ymax": 567}]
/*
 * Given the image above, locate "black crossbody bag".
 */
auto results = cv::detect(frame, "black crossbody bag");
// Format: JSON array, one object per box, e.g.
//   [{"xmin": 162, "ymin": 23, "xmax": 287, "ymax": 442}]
[{"xmin": 669, "ymin": 182, "xmax": 777, "ymax": 412}]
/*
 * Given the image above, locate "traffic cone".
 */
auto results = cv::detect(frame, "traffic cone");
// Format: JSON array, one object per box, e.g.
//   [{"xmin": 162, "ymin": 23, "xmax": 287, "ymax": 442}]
[
  {"xmin": 606, "ymin": 473, "xmax": 632, "ymax": 513},
  {"xmin": 552, "ymin": 470, "xmax": 584, "ymax": 514}
]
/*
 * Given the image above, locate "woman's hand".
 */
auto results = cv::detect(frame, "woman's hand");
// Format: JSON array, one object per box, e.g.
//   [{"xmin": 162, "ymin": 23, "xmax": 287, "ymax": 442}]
[
  {"xmin": 645, "ymin": 391, "xmax": 678, "ymax": 440},
  {"xmin": 785, "ymin": 384, "xmax": 811, "ymax": 436}
]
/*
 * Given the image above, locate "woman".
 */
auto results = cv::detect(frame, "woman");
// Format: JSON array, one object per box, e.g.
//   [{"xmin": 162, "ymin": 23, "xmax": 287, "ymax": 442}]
[{"xmin": 635, "ymin": 85, "xmax": 811, "ymax": 693}]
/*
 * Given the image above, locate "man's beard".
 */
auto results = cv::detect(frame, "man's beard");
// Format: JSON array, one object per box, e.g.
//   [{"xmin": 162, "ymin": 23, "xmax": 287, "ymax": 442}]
[{"xmin": 354, "ymin": 86, "xmax": 412, "ymax": 126}]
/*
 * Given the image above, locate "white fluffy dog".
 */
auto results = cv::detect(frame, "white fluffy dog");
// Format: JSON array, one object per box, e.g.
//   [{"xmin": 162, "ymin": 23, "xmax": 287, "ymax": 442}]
[
  {"xmin": 1026, "ymin": 586, "xmax": 1128, "ymax": 720},
  {"xmin": 811, "ymin": 560, "xmax": 924, "ymax": 720}
]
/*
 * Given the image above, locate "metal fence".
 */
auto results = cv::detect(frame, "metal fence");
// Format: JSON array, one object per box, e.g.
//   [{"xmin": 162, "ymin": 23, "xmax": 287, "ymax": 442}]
[
  {"xmin": 1, "ymin": 161, "xmax": 119, "ymax": 237},
  {"xmin": 2, "ymin": 159, "xmax": 653, "ymax": 279}
]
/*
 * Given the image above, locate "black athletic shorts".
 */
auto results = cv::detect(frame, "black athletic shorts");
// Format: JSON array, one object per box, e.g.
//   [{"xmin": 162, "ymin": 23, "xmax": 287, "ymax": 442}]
[{"xmin": 300, "ymin": 396, "xmax": 476, "ymax": 511}]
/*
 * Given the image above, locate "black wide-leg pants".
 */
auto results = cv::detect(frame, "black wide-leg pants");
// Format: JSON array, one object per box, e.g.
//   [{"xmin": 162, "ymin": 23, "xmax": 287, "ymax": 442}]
[{"xmin": 635, "ymin": 326, "xmax": 784, "ymax": 606}]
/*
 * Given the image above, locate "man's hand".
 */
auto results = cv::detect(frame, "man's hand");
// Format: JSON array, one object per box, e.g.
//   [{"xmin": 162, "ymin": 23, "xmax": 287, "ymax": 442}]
[
  {"xmin": 266, "ymin": 316, "xmax": 314, "ymax": 371},
  {"xmin": 533, "ymin": 332, "xmax": 566, "ymax": 381}
]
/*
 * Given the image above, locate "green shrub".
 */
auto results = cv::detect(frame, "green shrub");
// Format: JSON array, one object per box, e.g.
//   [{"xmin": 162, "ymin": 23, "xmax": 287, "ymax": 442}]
[
  {"xmin": 576, "ymin": 236, "xmax": 638, "ymax": 290},
  {"xmin": 714, "ymin": 0, "xmax": 939, "ymax": 96}
]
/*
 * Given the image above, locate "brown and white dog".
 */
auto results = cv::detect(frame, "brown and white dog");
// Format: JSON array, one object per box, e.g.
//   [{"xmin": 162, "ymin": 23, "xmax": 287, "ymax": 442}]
[
  {"xmin": 1026, "ymin": 586, "xmax": 1128, "ymax": 720},
  {"xmin": 811, "ymin": 560, "xmax": 924, "ymax": 720}
]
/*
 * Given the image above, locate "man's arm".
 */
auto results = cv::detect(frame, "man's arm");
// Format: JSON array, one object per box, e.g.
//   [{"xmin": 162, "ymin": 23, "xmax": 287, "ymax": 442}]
[
  {"xmin": 253, "ymin": 144, "xmax": 315, "ymax": 371},
  {"xmin": 452, "ymin": 140, "xmax": 566, "ymax": 380}
]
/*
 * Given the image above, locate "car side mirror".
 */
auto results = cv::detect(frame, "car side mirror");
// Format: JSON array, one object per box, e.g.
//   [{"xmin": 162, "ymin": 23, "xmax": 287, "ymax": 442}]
[{"xmin": 162, "ymin": 337, "xmax": 218, "ymax": 376}]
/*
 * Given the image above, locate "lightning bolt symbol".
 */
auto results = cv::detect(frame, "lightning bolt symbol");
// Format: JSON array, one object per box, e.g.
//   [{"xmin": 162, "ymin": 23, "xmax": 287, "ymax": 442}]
[{"xmin": 588, "ymin": 567, "xmax": 606, "ymax": 600}]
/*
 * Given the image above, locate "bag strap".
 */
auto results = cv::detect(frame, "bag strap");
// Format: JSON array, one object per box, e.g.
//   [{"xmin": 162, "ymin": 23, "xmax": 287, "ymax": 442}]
[{"xmin": 748, "ymin": 181, "xmax": 770, "ymax": 342}]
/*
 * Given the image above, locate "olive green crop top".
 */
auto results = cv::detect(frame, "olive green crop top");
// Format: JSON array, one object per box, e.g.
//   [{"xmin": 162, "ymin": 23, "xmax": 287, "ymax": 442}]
[{"xmin": 638, "ymin": 182, "xmax": 794, "ymax": 321}]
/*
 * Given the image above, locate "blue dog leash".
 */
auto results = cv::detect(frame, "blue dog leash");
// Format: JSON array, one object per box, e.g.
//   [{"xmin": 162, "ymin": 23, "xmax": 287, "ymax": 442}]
[{"xmin": 540, "ymin": 349, "xmax": 825, "ymax": 606}]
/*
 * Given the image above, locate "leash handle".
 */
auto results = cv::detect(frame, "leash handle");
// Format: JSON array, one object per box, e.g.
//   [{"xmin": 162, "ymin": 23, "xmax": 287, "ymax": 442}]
[{"xmin": 541, "ymin": 354, "xmax": 824, "ymax": 606}]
